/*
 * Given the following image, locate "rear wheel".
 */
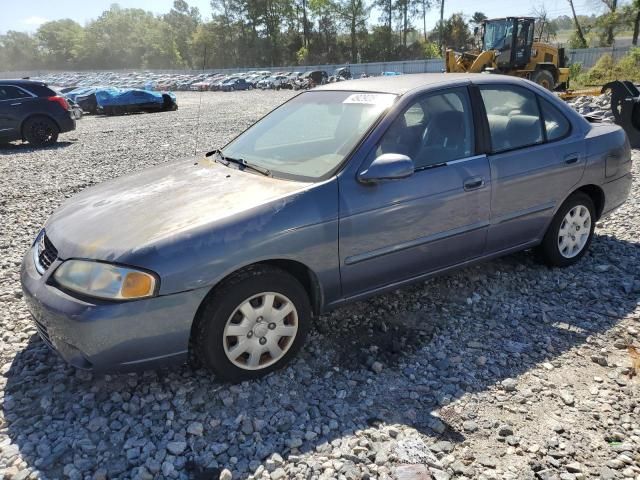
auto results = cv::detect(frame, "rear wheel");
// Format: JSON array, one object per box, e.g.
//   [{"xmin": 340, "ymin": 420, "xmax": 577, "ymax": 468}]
[
  {"xmin": 193, "ymin": 266, "xmax": 311, "ymax": 382},
  {"xmin": 531, "ymin": 69, "xmax": 555, "ymax": 90},
  {"xmin": 537, "ymin": 192, "xmax": 595, "ymax": 267},
  {"xmin": 23, "ymin": 116, "xmax": 59, "ymax": 146}
]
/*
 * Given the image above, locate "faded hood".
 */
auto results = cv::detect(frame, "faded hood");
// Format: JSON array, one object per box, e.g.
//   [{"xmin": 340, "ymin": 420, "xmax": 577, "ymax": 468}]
[{"xmin": 44, "ymin": 158, "xmax": 309, "ymax": 261}]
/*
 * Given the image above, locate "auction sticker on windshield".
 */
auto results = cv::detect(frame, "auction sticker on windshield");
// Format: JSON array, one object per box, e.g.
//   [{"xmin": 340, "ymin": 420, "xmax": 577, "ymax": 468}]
[{"xmin": 342, "ymin": 93, "xmax": 396, "ymax": 106}]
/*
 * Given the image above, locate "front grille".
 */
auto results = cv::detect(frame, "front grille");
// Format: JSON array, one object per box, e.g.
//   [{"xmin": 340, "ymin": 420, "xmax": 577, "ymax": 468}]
[
  {"xmin": 36, "ymin": 233, "xmax": 58, "ymax": 272},
  {"xmin": 34, "ymin": 318, "xmax": 54, "ymax": 350}
]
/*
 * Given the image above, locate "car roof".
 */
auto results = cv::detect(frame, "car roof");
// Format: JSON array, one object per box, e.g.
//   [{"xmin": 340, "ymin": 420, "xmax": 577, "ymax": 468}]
[
  {"xmin": 487, "ymin": 16, "xmax": 536, "ymax": 21},
  {"xmin": 0, "ymin": 79, "xmax": 49, "ymax": 87},
  {"xmin": 315, "ymin": 73, "xmax": 531, "ymax": 96}
]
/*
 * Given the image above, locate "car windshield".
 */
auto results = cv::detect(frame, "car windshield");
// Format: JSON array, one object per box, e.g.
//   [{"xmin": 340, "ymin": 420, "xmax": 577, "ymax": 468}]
[
  {"xmin": 222, "ymin": 91, "xmax": 397, "ymax": 181},
  {"xmin": 483, "ymin": 19, "xmax": 513, "ymax": 51}
]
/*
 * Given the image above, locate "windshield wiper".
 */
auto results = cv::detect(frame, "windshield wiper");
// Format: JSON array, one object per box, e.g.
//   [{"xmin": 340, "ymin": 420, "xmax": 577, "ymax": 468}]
[{"xmin": 206, "ymin": 149, "xmax": 271, "ymax": 177}]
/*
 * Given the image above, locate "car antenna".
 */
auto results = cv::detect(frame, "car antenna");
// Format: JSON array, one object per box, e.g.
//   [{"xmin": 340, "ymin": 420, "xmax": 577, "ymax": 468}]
[{"xmin": 193, "ymin": 45, "xmax": 207, "ymax": 157}]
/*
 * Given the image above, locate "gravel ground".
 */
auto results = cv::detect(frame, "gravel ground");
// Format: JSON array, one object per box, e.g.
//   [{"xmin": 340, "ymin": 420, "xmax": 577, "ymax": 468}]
[{"xmin": 0, "ymin": 91, "xmax": 639, "ymax": 480}]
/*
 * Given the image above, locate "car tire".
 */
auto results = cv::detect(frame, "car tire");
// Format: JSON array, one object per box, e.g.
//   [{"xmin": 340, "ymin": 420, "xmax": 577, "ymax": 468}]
[
  {"xmin": 531, "ymin": 69, "xmax": 555, "ymax": 90},
  {"xmin": 23, "ymin": 116, "xmax": 59, "ymax": 146},
  {"xmin": 248, "ymin": 85, "xmax": 253, "ymax": 90},
  {"xmin": 193, "ymin": 265, "xmax": 311, "ymax": 382},
  {"xmin": 537, "ymin": 192, "xmax": 596, "ymax": 267}
]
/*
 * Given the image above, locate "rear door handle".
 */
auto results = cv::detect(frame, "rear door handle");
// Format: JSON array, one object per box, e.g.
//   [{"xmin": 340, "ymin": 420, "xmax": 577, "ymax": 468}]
[
  {"xmin": 10, "ymin": 102, "xmax": 22, "ymax": 106},
  {"xmin": 463, "ymin": 177, "xmax": 484, "ymax": 191},
  {"xmin": 564, "ymin": 154, "xmax": 580, "ymax": 164}
]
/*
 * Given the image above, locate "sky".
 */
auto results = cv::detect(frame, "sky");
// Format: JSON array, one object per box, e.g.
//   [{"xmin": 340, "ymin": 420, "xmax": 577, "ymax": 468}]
[{"xmin": 0, "ymin": 0, "xmax": 616, "ymax": 35}]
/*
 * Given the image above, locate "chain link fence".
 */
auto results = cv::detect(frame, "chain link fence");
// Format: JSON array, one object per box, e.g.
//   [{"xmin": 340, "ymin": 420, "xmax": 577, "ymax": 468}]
[{"xmin": 2, "ymin": 46, "xmax": 632, "ymax": 78}]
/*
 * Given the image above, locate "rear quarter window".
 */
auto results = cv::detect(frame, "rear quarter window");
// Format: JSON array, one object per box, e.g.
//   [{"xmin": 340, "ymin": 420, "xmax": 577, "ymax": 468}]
[
  {"xmin": 23, "ymin": 84, "xmax": 57, "ymax": 97},
  {"xmin": 539, "ymin": 97, "xmax": 571, "ymax": 141}
]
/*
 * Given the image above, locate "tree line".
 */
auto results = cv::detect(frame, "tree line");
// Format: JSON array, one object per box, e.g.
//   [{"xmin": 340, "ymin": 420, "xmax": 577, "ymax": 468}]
[
  {"xmin": 564, "ymin": 0, "xmax": 639, "ymax": 48},
  {"xmin": 1, "ymin": 0, "xmax": 638, "ymax": 72}
]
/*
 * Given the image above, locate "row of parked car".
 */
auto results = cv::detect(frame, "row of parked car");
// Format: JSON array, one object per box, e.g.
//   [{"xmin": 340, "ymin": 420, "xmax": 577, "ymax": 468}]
[
  {"xmin": 189, "ymin": 68, "xmax": 351, "ymax": 91},
  {"xmin": 36, "ymin": 67, "xmax": 355, "ymax": 93}
]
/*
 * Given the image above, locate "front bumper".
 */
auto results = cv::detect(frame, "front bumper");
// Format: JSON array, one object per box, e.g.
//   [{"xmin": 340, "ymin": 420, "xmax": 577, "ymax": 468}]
[{"xmin": 20, "ymin": 248, "xmax": 210, "ymax": 372}]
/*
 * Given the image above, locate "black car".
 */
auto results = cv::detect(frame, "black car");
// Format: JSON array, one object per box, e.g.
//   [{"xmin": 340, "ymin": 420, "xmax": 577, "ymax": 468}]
[
  {"xmin": 334, "ymin": 66, "xmax": 352, "ymax": 80},
  {"xmin": 0, "ymin": 80, "xmax": 76, "ymax": 146},
  {"xmin": 293, "ymin": 70, "xmax": 328, "ymax": 90}
]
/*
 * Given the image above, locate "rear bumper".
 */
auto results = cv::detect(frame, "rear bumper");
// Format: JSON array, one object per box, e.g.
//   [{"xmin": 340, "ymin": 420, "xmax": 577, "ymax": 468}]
[
  {"xmin": 54, "ymin": 112, "xmax": 76, "ymax": 134},
  {"xmin": 600, "ymin": 173, "xmax": 632, "ymax": 218},
  {"xmin": 20, "ymin": 247, "xmax": 209, "ymax": 372}
]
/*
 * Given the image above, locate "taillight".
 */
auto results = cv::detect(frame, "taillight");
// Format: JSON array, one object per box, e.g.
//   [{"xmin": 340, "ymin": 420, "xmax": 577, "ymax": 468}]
[{"xmin": 48, "ymin": 96, "xmax": 69, "ymax": 111}]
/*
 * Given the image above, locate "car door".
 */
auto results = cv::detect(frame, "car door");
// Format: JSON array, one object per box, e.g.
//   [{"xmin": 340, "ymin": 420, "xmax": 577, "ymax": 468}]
[
  {"xmin": 338, "ymin": 87, "xmax": 491, "ymax": 298},
  {"xmin": 0, "ymin": 85, "xmax": 33, "ymax": 139},
  {"xmin": 477, "ymin": 84, "xmax": 587, "ymax": 253}
]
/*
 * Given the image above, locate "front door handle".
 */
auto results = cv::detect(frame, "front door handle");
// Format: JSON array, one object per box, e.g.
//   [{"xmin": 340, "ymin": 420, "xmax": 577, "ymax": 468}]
[
  {"xmin": 10, "ymin": 102, "xmax": 22, "ymax": 106},
  {"xmin": 564, "ymin": 154, "xmax": 580, "ymax": 164},
  {"xmin": 463, "ymin": 176, "xmax": 484, "ymax": 191}
]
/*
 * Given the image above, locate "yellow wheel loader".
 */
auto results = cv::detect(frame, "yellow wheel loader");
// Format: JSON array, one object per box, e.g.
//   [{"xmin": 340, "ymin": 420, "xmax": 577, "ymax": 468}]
[
  {"xmin": 445, "ymin": 17, "xmax": 570, "ymax": 90},
  {"xmin": 446, "ymin": 17, "xmax": 640, "ymax": 147}
]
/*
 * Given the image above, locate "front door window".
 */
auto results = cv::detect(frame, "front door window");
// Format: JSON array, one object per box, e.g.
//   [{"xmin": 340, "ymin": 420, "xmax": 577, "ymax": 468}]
[{"xmin": 375, "ymin": 87, "xmax": 474, "ymax": 169}]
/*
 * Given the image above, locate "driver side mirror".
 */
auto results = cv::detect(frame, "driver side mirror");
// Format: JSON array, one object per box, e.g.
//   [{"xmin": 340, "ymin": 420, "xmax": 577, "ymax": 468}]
[{"xmin": 358, "ymin": 153, "xmax": 414, "ymax": 183}]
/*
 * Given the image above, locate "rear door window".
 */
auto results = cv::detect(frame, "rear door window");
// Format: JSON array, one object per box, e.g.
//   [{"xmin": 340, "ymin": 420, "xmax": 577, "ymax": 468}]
[
  {"xmin": 0, "ymin": 86, "xmax": 32, "ymax": 101},
  {"xmin": 479, "ymin": 85, "xmax": 544, "ymax": 153}
]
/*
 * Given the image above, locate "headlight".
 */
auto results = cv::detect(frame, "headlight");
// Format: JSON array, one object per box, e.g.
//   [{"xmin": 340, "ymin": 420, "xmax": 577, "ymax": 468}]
[{"xmin": 54, "ymin": 260, "xmax": 158, "ymax": 300}]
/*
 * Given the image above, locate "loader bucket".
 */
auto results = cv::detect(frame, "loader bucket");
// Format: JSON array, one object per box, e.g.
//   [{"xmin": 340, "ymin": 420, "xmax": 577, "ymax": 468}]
[{"xmin": 602, "ymin": 80, "xmax": 640, "ymax": 148}]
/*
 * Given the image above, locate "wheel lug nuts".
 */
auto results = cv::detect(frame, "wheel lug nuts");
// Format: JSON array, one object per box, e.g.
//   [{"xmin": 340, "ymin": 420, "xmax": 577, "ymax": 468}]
[
  {"xmin": 259, "ymin": 337, "xmax": 267, "ymax": 345},
  {"xmin": 247, "ymin": 331, "xmax": 253, "ymax": 338},
  {"xmin": 257, "ymin": 316, "xmax": 263, "ymax": 321},
  {"xmin": 268, "ymin": 323, "xmax": 276, "ymax": 330}
]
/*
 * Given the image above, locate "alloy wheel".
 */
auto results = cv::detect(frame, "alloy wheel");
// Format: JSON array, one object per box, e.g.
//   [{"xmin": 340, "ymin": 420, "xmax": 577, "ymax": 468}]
[{"xmin": 31, "ymin": 121, "xmax": 55, "ymax": 144}]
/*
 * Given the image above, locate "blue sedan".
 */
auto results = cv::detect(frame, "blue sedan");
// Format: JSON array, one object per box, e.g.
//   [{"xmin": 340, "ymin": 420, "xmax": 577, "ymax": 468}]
[
  {"xmin": 221, "ymin": 78, "xmax": 252, "ymax": 92},
  {"xmin": 21, "ymin": 73, "xmax": 632, "ymax": 381}
]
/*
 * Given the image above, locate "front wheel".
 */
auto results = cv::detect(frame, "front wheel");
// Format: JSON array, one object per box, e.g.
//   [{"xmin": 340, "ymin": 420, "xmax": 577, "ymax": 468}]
[
  {"xmin": 537, "ymin": 192, "xmax": 595, "ymax": 267},
  {"xmin": 531, "ymin": 69, "xmax": 555, "ymax": 90},
  {"xmin": 193, "ymin": 266, "xmax": 311, "ymax": 382}
]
